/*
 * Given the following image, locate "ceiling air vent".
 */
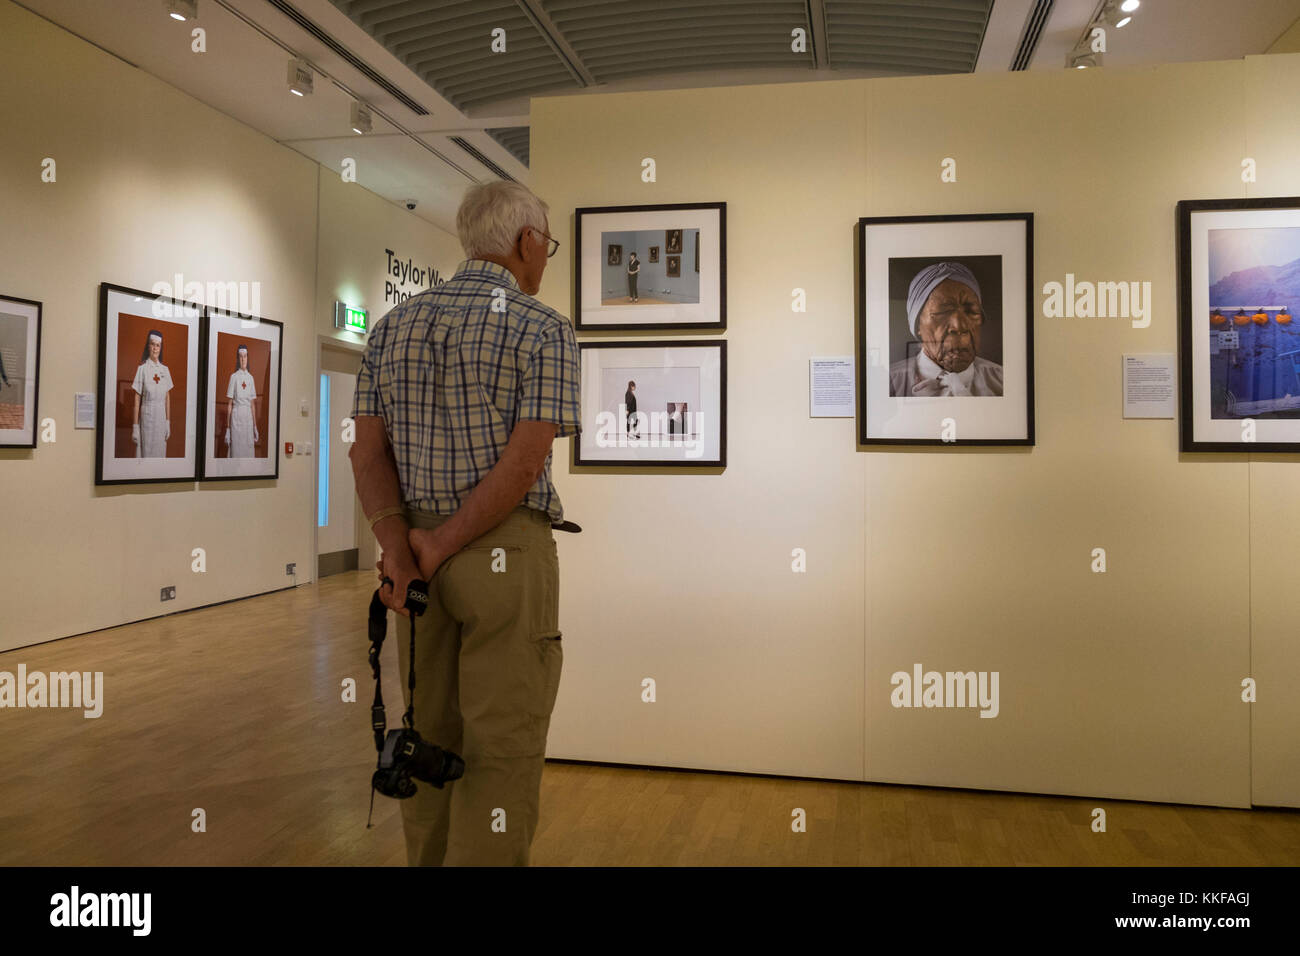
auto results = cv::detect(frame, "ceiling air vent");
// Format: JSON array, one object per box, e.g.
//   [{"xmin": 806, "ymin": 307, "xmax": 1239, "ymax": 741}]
[
  {"xmin": 449, "ymin": 136, "xmax": 517, "ymax": 182},
  {"xmin": 1011, "ymin": 0, "xmax": 1055, "ymax": 71}
]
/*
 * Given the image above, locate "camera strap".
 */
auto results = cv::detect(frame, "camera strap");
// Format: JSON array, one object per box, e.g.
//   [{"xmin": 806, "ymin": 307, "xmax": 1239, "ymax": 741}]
[
  {"xmin": 365, "ymin": 578, "xmax": 429, "ymax": 828},
  {"xmin": 367, "ymin": 579, "xmax": 429, "ymax": 753}
]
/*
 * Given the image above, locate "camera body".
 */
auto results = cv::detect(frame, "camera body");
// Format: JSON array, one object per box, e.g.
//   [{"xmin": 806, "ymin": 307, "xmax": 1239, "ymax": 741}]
[
  {"xmin": 403, "ymin": 199, "xmax": 417, "ymax": 210},
  {"xmin": 373, "ymin": 727, "xmax": 465, "ymax": 799}
]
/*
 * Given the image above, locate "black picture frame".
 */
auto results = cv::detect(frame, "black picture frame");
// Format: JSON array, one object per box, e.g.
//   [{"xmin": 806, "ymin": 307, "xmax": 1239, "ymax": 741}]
[
  {"xmin": 96, "ymin": 282, "xmax": 203, "ymax": 485},
  {"xmin": 856, "ymin": 212, "xmax": 1035, "ymax": 446},
  {"xmin": 574, "ymin": 201, "xmax": 726, "ymax": 331},
  {"xmin": 0, "ymin": 293, "xmax": 42, "ymax": 449},
  {"xmin": 1177, "ymin": 196, "xmax": 1300, "ymax": 453},
  {"xmin": 572, "ymin": 339, "xmax": 727, "ymax": 468},
  {"xmin": 198, "ymin": 307, "xmax": 284, "ymax": 480}
]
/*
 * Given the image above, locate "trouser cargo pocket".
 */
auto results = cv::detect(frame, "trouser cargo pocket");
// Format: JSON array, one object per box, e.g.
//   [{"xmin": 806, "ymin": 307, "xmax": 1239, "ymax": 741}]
[{"xmin": 530, "ymin": 630, "xmax": 563, "ymax": 719}]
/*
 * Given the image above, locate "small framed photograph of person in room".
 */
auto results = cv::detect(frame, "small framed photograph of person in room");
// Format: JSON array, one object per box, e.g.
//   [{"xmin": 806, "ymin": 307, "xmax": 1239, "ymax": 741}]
[
  {"xmin": 856, "ymin": 213, "xmax": 1034, "ymax": 446},
  {"xmin": 573, "ymin": 340, "xmax": 726, "ymax": 468},
  {"xmin": 574, "ymin": 202, "xmax": 726, "ymax": 330},
  {"xmin": 200, "ymin": 307, "xmax": 283, "ymax": 480},
  {"xmin": 0, "ymin": 293, "xmax": 42, "ymax": 449},
  {"xmin": 1177, "ymin": 196, "xmax": 1300, "ymax": 452},
  {"xmin": 96, "ymin": 282, "xmax": 202, "ymax": 484}
]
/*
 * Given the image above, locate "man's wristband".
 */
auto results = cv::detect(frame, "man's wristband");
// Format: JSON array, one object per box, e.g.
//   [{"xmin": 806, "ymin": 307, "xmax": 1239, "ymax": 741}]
[{"xmin": 367, "ymin": 505, "xmax": 407, "ymax": 529}]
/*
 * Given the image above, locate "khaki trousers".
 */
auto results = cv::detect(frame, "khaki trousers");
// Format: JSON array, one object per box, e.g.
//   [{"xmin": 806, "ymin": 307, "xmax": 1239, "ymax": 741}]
[{"xmin": 393, "ymin": 505, "xmax": 563, "ymax": 866}]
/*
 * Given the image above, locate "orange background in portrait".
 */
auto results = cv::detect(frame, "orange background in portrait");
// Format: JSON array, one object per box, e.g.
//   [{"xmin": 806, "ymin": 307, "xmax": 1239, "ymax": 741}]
[
  {"xmin": 213, "ymin": 331, "xmax": 271, "ymax": 458},
  {"xmin": 113, "ymin": 313, "xmax": 189, "ymax": 459}
]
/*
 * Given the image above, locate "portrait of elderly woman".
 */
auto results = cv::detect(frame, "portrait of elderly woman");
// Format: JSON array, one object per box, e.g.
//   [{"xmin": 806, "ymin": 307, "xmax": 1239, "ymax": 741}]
[{"xmin": 889, "ymin": 259, "xmax": 1004, "ymax": 397}]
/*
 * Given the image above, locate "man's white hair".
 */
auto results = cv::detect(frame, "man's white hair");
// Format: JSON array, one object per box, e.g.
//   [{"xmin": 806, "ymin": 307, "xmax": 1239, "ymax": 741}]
[{"xmin": 456, "ymin": 180, "xmax": 550, "ymax": 259}]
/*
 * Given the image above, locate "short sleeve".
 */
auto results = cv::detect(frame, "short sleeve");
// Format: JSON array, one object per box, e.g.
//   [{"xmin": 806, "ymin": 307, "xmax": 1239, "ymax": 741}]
[
  {"xmin": 247, "ymin": 376, "xmax": 257, "ymax": 400},
  {"xmin": 352, "ymin": 323, "xmax": 384, "ymax": 420},
  {"xmin": 161, "ymin": 365, "xmax": 173, "ymax": 393},
  {"xmin": 518, "ymin": 318, "xmax": 582, "ymax": 437},
  {"xmin": 132, "ymin": 364, "xmax": 144, "ymax": 394},
  {"xmin": 226, "ymin": 373, "xmax": 236, "ymax": 399}
]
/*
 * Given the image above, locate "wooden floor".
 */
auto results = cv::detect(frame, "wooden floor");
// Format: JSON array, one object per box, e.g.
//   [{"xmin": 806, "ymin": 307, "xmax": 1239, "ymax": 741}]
[{"xmin": 1, "ymin": 570, "xmax": 1297, "ymax": 866}]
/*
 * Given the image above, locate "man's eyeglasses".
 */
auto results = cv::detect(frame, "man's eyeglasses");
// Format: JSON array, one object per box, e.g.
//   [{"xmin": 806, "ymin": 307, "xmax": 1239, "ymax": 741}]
[{"xmin": 527, "ymin": 226, "xmax": 560, "ymax": 258}]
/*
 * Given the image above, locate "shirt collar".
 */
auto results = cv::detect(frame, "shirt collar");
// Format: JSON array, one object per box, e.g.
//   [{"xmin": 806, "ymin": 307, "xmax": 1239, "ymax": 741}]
[
  {"xmin": 454, "ymin": 259, "xmax": 520, "ymax": 291},
  {"xmin": 917, "ymin": 349, "xmax": 975, "ymax": 386}
]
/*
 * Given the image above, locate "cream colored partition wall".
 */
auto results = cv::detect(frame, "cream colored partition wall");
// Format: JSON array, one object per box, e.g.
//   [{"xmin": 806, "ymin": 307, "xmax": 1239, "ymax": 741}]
[
  {"xmin": 532, "ymin": 54, "xmax": 1300, "ymax": 809},
  {"xmin": 1242, "ymin": 53, "xmax": 1300, "ymax": 809},
  {"xmin": 534, "ymin": 81, "xmax": 870, "ymax": 783},
  {"xmin": 861, "ymin": 63, "xmax": 1251, "ymax": 809}
]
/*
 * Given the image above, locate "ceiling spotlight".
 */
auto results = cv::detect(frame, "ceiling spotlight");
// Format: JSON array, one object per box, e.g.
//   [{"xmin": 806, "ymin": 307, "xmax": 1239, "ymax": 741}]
[
  {"xmin": 1067, "ymin": 37, "xmax": 1103, "ymax": 69},
  {"xmin": 1121, "ymin": 0, "xmax": 1140, "ymax": 11},
  {"xmin": 165, "ymin": 0, "xmax": 197, "ymax": 20},
  {"xmin": 287, "ymin": 57, "xmax": 313, "ymax": 97},
  {"xmin": 1099, "ymin": 0, "xmax": 1133, "ymax": 27},
  {"xmin": 1068, "ymin": 48, "xmax": 1103, "ymax": 69},
  {"xmin": 350, "ymin": 101, "xmax": 372, "ymax": 135}
]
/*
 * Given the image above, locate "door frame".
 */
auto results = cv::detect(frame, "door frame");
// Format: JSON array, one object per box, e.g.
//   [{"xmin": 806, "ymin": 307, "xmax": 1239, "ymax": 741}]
[{"xmin": 314, "ymin": 335, "xmax": 367, "ymax": 581}]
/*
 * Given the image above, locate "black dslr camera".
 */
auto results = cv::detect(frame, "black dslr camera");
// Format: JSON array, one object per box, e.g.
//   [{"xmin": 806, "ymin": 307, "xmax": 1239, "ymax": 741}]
[
  {"xmin": 374, "ymin": 726, "xmax": 464, "ymax": 799},
  {"xmin": 366, "ymin": 580, "xmax": 465, "ymax": 803}
]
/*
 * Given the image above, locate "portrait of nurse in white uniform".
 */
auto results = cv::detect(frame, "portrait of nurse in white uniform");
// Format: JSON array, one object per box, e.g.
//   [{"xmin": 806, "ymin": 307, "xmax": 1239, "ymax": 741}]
[
  {"xmin": 224, "ymin": 342, "xmax": 259, "ymax": 458},
  {"xmin": 131, "ymin": 329, "xmax": 172, "ymax": 458}
]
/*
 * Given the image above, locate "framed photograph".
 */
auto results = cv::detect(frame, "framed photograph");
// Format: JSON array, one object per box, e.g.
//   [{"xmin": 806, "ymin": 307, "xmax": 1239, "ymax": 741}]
[
  {"xmin": 573, "ymin": 340, "xmax": 726, "ymax": 468},
  {"xmin": 0, "ymin": 294, "xmax": 41, "ymax": 449},
  {"xmin": 1177, "ymin": 196, "xmax": 1300, "ymax": 452},
  {"xmin": 574, "ymin": 202, "xmax": 726, "ymax": 330},
  {"xmin": 97, "ymin": 283, "xmax": 202, "ymax": 484},
  {"xmin": 200, "ymin": 308, "xmax": 283, "ymax": 480},
  {"xmin": 856, "ymin": 213, "xmax": 1034, "ymax": 445}
]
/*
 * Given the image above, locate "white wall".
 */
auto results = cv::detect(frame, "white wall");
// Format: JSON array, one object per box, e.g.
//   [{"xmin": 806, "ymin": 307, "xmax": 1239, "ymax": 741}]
[
  {"xmin": 0, "ymin": 0, "xmax": 460, "ymax": 651},
  {"xmin": 531, "ymin": 54, "xmax": 1300, "ymax": 809}
]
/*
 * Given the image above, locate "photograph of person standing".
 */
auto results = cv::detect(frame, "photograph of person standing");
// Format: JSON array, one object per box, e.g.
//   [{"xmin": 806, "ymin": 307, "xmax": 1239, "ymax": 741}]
[
  {"xmin": 627, "ymin": 251, "xmax": 639, "ymax": 302},
  {"xmin": 624, "ymin": 379, "xmax": 637, "ymax": 436},
  {"xmin": 131, "ymin": 329, "xmax": 172, "ymax": 458}
]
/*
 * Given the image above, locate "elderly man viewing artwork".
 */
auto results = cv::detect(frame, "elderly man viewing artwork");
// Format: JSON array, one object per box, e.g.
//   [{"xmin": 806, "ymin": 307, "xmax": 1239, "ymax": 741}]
[{"xmin": 889, "ymin": 261, "xmax": 1003, "ymax": 397}]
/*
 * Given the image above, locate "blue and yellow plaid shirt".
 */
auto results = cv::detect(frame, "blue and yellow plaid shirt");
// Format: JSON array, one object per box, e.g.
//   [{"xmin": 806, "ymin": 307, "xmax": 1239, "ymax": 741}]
[{"xmin": 351, "ymin": 259, "xmax": 582, "ymax": 523}]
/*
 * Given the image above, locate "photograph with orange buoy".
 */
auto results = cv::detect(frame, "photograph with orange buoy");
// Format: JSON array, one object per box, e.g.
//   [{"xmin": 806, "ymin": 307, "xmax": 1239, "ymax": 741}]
[{"xmin": 1206, "ymin": 226, "xmax": 1300, "ymax": 419}]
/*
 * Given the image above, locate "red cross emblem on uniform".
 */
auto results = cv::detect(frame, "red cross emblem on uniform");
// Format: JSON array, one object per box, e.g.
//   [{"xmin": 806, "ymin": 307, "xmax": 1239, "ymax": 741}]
[
  {"xmin": 241, "ymin": 381, "xmax": 246, "ymax": 389},
  {"xmin": 153, "ymin": 374, "xmax": 160, "ymax": 384}
]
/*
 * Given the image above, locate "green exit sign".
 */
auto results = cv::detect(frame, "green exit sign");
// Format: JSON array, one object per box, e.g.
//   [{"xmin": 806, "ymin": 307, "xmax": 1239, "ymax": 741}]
[{"xmin": 334, "ymin": 301, "xmax": 368, "ymax": 334}]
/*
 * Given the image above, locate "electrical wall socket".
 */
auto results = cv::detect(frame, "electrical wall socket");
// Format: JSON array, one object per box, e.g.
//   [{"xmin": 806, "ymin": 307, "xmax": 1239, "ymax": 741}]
[
  {"xmin": 161, "ymin": 586, "xmax": 176, "ymax": 602},
  {"xmin": 286, "ymin": 563, "xmax": 296, "ymax": 576}
]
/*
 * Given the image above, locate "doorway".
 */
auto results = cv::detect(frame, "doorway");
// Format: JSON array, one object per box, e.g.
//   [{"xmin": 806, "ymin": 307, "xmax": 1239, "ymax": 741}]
[{"xmin": 317, "ymin": 343, "xmax": 370, "ymax": 578}]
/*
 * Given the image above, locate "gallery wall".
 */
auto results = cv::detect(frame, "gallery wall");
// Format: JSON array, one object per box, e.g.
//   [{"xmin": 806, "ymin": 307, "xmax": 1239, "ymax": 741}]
[
  {"xmin": 531, "ymin": 53, "xmax": 1300, "ymax": 809},
  {"xmin": 0, "ymin": 0, "xmax": 460, "ymax": 652}
]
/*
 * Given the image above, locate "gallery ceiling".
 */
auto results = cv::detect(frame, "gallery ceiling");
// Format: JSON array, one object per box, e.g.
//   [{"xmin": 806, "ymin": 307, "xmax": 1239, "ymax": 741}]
[{"xmin": 11, "ymin": 0, "xmax": 1300, "ymax": 236}]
